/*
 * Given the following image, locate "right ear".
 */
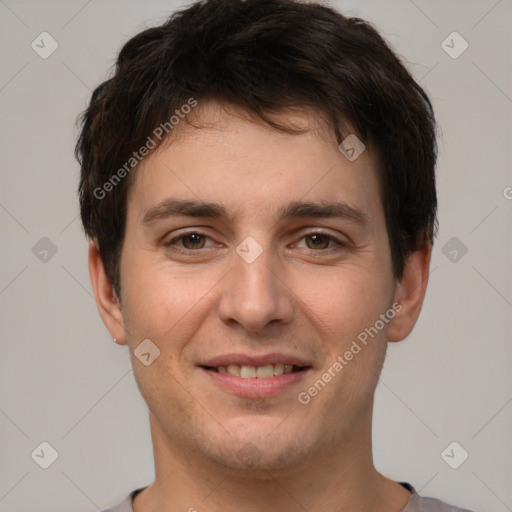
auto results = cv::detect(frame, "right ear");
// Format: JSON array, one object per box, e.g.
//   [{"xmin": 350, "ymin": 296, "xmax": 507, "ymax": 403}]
[{"xmin": 88, "ymin": 240, "xmax": 127, "ymax": 345}]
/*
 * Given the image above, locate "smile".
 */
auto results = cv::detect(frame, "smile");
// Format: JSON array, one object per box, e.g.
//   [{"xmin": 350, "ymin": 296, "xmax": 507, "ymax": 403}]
[{"xmin": 204, "ymin": 363, "xmax": 305, "ymax": 378}]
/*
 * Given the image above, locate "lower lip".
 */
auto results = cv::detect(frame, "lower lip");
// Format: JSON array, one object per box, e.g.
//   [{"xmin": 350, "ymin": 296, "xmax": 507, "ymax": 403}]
[{"xmin": 200, "ymin": 367, "xmax": 310, "ymax": 398}]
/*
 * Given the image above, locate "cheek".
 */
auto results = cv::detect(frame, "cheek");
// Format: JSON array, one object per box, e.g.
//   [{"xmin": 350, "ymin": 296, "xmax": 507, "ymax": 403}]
[
  {"xmin": 302, "ymin": 269, "xmax": 391, "ymax": 414},
  {"xmin": 120, "ymin": 254, "xmax": 198, "ymax": 334},
  {"xmin": 296, "ymin": 262, "xmax": 393, "ymax": 400},
  {"xmin": 131, "ymin": 353, "xmax": 198, "ymax": 438},
  {"xmin": 120, "ymin": 254, "xmax": 225, "ymax": 371},
  {"xmin": 297, "ymin": 263, "xmax": 392, "ymax": 343}
]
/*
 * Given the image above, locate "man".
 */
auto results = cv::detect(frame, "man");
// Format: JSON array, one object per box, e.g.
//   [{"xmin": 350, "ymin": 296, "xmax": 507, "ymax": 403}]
[{"xmin": 76, "ymin": 0, "xmax": 475, "ymax": 510}]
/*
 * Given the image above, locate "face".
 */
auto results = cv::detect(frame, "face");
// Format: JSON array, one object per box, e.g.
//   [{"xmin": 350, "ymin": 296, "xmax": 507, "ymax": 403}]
[{"xmin": 109, "ymin": 102, "xmax": 406, "ymax": 471}]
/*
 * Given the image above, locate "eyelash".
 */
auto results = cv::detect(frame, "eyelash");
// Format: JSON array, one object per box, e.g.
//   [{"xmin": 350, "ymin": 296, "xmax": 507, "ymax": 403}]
[{"xmin": 164, "ymin": 230, "xmax": 347, "ymax": 254}]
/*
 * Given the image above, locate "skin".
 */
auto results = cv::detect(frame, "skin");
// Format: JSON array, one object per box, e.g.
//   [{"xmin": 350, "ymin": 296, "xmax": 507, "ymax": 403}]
[{"xmin": 89, "ymin": 101, "xmax": 431, "ymax": 512}]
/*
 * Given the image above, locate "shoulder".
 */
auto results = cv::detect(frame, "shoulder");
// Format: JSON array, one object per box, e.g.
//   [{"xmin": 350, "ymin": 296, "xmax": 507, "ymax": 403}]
[
  {"xmin": 401, "ymin": 482, "xmax": 475, "ymax": 512},
  {"xmin": 101, "ymin": 491, "xmax": 136, "ymax": 512},
  {"xmin": 102, "ymin": 486, "xmax": 147, "ymax": 511}
]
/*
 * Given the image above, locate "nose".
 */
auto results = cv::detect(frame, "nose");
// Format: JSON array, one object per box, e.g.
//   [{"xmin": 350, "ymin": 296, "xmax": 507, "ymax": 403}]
[{"xmin": 217, "ymin": 242, "xmax": 294, "ymax": 333}]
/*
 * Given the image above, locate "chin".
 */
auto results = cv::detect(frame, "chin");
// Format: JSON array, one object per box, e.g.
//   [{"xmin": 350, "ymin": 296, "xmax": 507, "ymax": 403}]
[
  {"xmin": 210, "ymin": 442, "xmax": 309, "ymax": 473},
  {"xmin": 196, "ymin": 417, "xmax": 316, "ymax": 472}
]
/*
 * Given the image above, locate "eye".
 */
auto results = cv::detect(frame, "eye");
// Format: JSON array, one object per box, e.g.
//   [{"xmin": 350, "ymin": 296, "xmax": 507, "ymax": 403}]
[
  {"xmin": 165, "ymin": 231, "xmax": 215, "ymax": 251},
  {"xmin": 295, "ymin": 232, "xmax": 346, "ymax": 251}
]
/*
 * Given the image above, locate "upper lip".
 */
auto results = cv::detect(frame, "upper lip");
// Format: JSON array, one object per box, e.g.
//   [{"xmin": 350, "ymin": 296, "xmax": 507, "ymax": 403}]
[{"xmin": 199, "ymin": 353, "xmax": 311, "ymax": 368}]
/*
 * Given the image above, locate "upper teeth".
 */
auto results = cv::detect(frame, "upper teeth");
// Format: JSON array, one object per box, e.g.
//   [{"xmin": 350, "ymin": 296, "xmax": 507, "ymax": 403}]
[{"xmin": 216, "ymin": 363, "xmax": 295, "ymax": 378}]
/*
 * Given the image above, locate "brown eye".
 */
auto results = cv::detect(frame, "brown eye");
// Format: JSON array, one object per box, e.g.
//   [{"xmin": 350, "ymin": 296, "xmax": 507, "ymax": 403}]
[
  {"xmin": 305, "ymin": 234, "xmax": 332, "ymax": 250},
  {"xmin": 181, "ymin": 233, "xmax": 206, "ymax": 249}
]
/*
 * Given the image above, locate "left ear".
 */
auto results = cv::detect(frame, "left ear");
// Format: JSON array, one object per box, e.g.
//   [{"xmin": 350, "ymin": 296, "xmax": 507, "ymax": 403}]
[{"xmin": 387, "ymin": 242, "xmax": 432, "ymax": 343}]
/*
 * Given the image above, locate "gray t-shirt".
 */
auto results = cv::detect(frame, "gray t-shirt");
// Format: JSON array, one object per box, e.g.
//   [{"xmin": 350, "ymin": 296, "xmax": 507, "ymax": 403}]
[{"xmin": 102, "ymin": 482, "xmax": 475, "ymax": 511}]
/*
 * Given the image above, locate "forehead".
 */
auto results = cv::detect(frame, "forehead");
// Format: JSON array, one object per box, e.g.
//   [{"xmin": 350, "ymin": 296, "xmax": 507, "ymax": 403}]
[{"xmin": 126, "ymin": 101, "xmax": 383, "ymax": 228}]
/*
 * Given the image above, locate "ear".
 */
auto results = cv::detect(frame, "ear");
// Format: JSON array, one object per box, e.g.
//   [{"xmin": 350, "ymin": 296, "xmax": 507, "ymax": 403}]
[
  {"xmin": 88, "ymin": 240, "xmax": 127, "ymax": 345},
  {"xmin": 387, "ymin": 242, "xmax": 432, "ymax": 343}
]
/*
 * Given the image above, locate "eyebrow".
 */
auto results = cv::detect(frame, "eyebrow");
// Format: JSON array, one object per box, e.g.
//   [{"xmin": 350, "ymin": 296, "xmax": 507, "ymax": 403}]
[{"xmin": 142, "ymin": 198, "xmax": 369, "ymax": 230}]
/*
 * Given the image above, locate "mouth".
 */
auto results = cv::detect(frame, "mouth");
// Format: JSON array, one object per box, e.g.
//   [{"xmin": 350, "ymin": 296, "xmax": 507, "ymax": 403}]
[
  {"xmin": 201, "ymin": 363, "xmax": 308, "ymax": 379},
  {"xmin": 198, "ymin": 355, "xmax": 312, "ymax": 398}
]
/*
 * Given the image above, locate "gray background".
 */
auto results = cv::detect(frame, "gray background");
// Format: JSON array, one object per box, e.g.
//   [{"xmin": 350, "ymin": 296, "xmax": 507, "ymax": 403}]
[{"xmin": 0, "ymin": 0, "xmax": 511, "ymax": 510}]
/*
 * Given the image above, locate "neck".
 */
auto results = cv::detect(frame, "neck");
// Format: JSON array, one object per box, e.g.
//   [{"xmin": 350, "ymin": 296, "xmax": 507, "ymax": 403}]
[{"xmin": 133, "ymin": 409, "xmax": 410, "ymax": 512}]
